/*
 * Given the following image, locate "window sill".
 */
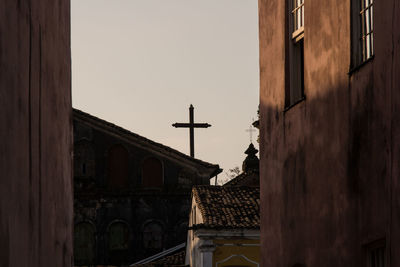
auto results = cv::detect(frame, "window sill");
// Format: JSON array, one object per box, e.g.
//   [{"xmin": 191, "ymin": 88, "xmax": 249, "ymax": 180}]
[
  {"xmin": 284, "ymin": 96, "xmax": 306, "ymax": 113},
  {"xmin": 348, "ymin": 55, "xmax": 374, "ymax": 75},
  {"xmin": 292, "ymin": 28, "xmax": 304, "ymax": 42}
]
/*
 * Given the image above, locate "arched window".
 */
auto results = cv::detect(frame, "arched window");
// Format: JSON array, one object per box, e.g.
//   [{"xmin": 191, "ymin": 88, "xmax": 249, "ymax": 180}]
[
  {"xmin": 107, "ymin": 144, "xmax": 129, "ymax": 189},
  {"xmin": 175, "ymin": 220, "xmax": 189, "ymax": 243},
  {"xmin": 142, "ymin": 157, "xmax": 163, "ymax": 187},
  {"xmin": 74, "ymin": 222, "xmax": 95, "ymax": 265},
  {"xmin": 108, "ymin": 221, "xmax": 130, "ymax": 251},
  {"xmin": 74, "ymin": 140, "xmax": 95, "ymax": 179},
  {"xmin": 107, "ymin": 221, "xmax": 130, "ymax": 265},
  {"xmin": 143, "ymin": 221, "xmax": 163, "ymax": 249}
]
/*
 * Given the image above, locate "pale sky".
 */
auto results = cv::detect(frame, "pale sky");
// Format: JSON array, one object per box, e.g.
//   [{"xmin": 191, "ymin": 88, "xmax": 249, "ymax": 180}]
[{"xmin": 71, "ymin": 0, "xmax": 259, "ymax": 183}]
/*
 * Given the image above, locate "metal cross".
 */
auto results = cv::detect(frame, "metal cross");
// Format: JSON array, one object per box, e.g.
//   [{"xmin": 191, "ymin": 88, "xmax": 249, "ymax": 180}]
[
  {"xmin": 172, "ymin": 104, "xmax": 211, "ymax": 157},
  {"xmin": 245, "ymin": 123, "xmax": 256, "ymax": 143}
]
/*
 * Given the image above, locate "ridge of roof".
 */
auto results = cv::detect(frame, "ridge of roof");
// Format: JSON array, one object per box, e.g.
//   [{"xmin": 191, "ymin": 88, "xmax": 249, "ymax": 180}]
[
  {"xmin": 73, "ymin": 108, "xmax": 222, "ymax": 177},
  {"xmin": 223, "ymin": 170, "xmax": 259, "ymax": 187},
  {"xmin": 192, "ymin": 185, "xmax": 260, "ymax": 229}
]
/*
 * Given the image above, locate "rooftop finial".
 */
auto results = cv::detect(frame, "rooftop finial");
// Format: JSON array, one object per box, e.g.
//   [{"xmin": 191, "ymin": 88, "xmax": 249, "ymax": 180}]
[{"xmin": 242, "ymin": 143, "xmax": 259, "ymax": 173}]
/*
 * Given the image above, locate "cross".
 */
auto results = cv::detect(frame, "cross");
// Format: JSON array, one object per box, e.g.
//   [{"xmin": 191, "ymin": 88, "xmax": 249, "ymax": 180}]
[
  {"xmin": 172, "ymin": 104, "xmax": 211, "ymax": 157},
  {"xmin": 245, "ymin": 123, "xmax": 256, "ymax": 143}
]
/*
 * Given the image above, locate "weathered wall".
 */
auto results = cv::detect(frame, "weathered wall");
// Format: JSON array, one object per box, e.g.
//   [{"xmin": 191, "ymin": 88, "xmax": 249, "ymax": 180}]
[
  {"xmin": 259, "ymin": 0, "xmax": 400, "ymax": 266},
  {"xmin": 73, "ymin": 118, "xmax": 215, "ymax": 265},
  {"xmin": 0, "ymin": 0, "xmax": 72, "ymax": 267}
]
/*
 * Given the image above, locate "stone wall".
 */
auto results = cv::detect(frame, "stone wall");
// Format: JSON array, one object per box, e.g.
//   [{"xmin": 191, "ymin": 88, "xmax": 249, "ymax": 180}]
[{"xmin": 73, "ymin": 118, "xmax": 213, "ymax": 265}]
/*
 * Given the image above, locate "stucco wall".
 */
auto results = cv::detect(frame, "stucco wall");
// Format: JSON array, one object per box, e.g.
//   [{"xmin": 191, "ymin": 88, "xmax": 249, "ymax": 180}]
[
  {"xmin": 213, "ymin": 239, "xmax": 260, "ymax": 267},
  {"xmin": 0, "ymin": 0, "xmax": 72, "ymax": 267},
  {"xmin": 259, "ymin": 0, "xmax": 400, "ymax": 266},
  {"xmin": 186, "ymin": 195, "xmax": 204, "ymax": 267}
]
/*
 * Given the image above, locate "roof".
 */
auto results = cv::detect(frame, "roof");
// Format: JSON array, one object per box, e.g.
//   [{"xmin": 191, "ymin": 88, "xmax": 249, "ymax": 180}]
[
  {"xmin": 73, "ymin": 108, "xmax": 221, "ymax": 178},
  {"xmin": 131, "ymin": 243, "xmax": 186, "ymax": 267},
  {"xmin": 192, "ymin": 186, "xmax": 260, "ymax": 230},
  {"xmin": 223, "ymin": 170, "xmax": 259, "ymax": 187},
  {"xmin": 133, "ymin": 251, "xmax": 186, "ymax": 267}
]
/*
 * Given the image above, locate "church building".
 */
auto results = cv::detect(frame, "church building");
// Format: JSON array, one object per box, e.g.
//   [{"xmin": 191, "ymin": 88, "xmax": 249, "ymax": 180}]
[{"xmin": 73, "ymin": 109, "xmax": 221, "ymax": 266}]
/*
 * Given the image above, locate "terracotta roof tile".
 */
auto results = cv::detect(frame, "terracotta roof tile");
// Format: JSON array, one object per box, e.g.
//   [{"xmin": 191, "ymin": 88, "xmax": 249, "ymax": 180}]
[
  {"xmin": 223, "ymin": 171, "xmax": 259, "ymax": 187},
  {"xmin": 133, "ymin": 250, "xmax": 186, "ymax": 267},
  {"xmin": 192, "ymin": 186, "xmax": 260, "ymax": 229}
]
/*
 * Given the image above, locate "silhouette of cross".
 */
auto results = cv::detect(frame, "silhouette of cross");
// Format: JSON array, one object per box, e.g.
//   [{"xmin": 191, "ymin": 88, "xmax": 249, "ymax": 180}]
[
  {"xmin": 172, "ymin": 104, "xmax": 211, "ymax": 157},
  {"xmin": 246, "ymin": 123, "xmax": 256, "ymax": 143}
]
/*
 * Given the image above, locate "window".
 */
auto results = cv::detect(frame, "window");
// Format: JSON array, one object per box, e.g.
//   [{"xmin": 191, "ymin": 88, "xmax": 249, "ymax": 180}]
[
  {"xmin": 192, "ymin": 206, "xmax": 196, "ymax": 225},
  {"xmin": 108, "ymin": 222, "xmax": 130, "ymax": 251},
  {"xmin": 292, "ymin": 0, "xmax": 304, "ymax": 40},
  {"xmin": 107, "ymin": 144, "xmax": 129, "ymax": 189},
  {"xmin": 107, "ymin": 221, "xmax": 130, "ymax": 265},
  {"xmin": 366, "ymin": 240, "xmax": 385, "ymax": 267},
  {"xmin": 175, "ymin": 221, "xmax": 189, "ymax": 243},
  {"xmin": 143, "ymin": 222, "xmax": 163, "ymax": 250},
  {"xmin": 74, "ymin": 222, "xmax": 96, "ymax": 265},
  {"xmin": 142, "ymin": 157, "xmax": 163, "ymax": 187},
  {"xmin": 351, "ymin": 0, "xmax": 374, "ymax": 67},
  {"xmin": 286, "ymin": 0, "xmax": 305, "ymax": 108}
]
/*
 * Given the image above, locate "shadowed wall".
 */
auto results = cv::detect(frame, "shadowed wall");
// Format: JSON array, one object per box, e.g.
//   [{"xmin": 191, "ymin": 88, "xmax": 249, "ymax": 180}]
[
  {"xmin": 0, "ymin": 0, "xmax": 72, "ymax": 266},
  {"xmin": 259, "ymin": 0, "xmax": 400, "ymax": 266}
]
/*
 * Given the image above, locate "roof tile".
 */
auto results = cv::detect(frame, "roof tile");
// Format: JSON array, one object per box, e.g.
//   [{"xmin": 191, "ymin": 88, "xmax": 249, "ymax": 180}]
[{"xmin": 192, "ymin": 186, "xmax": 260, "ymax": 229}]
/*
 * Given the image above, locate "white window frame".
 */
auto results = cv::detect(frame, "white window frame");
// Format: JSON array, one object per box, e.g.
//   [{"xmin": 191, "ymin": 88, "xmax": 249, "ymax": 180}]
[
  {"xmin": 292, "ymin": 0, "xmax": 304, "ymax": 41},
  {"xmin": 286, "ymin": 0, "xmax": 305, "ymax": 109},
  {"xmin": 360, "ymin": 0, "xmax": 374, "ymax": 61},
  {"xmin": 351, "ymin": 0, "xmax": 374, "ymax": 69}
]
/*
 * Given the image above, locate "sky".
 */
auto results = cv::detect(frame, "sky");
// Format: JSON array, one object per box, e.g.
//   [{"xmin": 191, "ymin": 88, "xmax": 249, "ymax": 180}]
[{"xmin": 71, "ymin": 0, "xmax": 259, "ymax": 184}]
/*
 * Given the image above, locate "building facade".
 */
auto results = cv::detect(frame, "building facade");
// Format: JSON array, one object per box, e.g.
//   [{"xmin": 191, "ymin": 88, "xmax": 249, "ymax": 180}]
[
  {"xmin": 73, "ymin": 109, "xmax": 221, "ymax": 266},
  {"xmin": 185, "ymin": 186, "xmax": 260, "ymax": 267},
  {"xmin": 0, "ymin": 1, "xmax": 72, "ymax": 266},
  {"xmin": 259, "ymin": 0, "xmax": 400, "ymax": 266}
]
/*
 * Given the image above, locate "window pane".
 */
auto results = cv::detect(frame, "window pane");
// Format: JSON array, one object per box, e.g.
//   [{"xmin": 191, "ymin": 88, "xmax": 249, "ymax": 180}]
[
  {"xmin": 371, "ymin": 5, "xmax": 374, "ymax": 30},
  {"xmin": 74, "ymin": 223, "xmax": 95, "ymax": 264},
  {"xmin": 371, "ymin": 32, "xmax": 374, "ymax": 56},
  {"xmin": 143, "ymin": 222, "xmax": 163, "ymax": 249},
  {"xmin": 109, "ymin": 222, "xmax": 129, "ymax": 250},
  {"xmin": 107, "ymin": 145, "xmax": 129, "ymax": 189},
  {"xmin": 142, "ymin": 157, "xmax": 163, "ymax": 187}
]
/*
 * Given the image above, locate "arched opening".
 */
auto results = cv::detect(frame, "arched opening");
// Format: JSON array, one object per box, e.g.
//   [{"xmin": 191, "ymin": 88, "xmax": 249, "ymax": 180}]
[
  {"xmin": 142, "ymin": 157, "xmax": 163, "ymax": 187},
  {"xmin": 107, "ymin": 144, "xmax": 129, "ymax": 189},
  {"xmin": 143, "ymin": 221, "xmax": 164, "ymax": 250},
  {"xmin": 74, "ymin": 222, "xmax": 96, "ymax": 265},
  {"xmin": 108, "ymin": 221, "xmax": 130, "ymax": 264}
]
